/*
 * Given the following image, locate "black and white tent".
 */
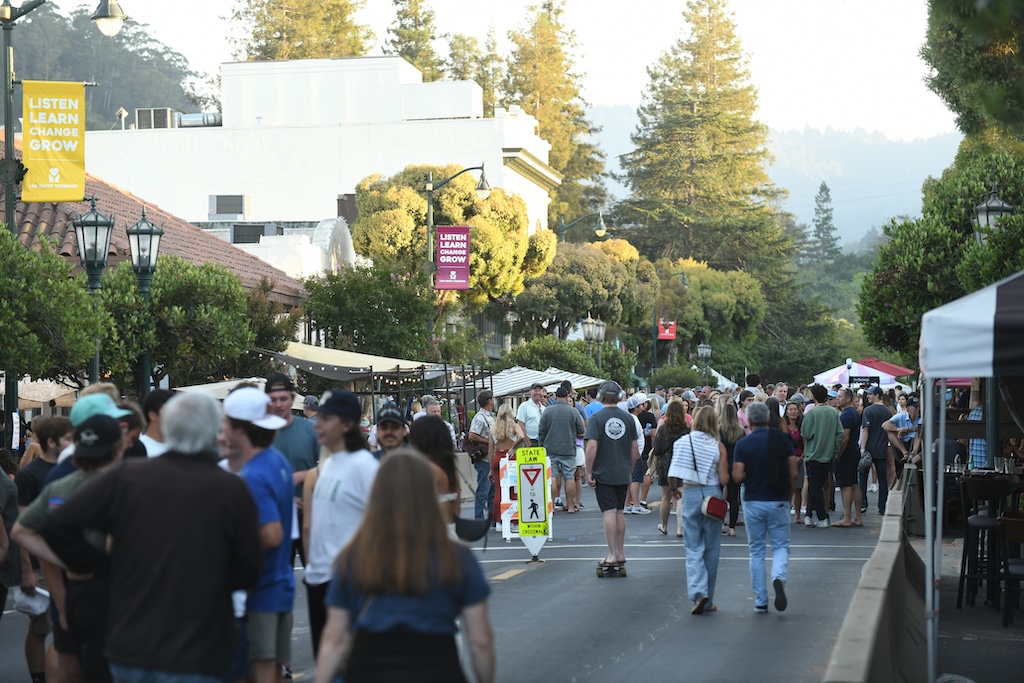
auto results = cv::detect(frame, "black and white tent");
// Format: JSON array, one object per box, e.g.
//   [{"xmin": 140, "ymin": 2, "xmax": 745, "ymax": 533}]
[
  {"xmin": 918, "ymin": 268, "xmax": 1024, "ymax": 682},
  {"xmin": 920, "ymin": 268, "xmax": 1024, "ymax": 377}
]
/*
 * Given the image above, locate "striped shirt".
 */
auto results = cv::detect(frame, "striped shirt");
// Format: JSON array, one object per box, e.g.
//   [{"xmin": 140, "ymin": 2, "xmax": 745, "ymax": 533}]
[{"xmin": 668, "ymin": 431, "xmax": 722, "ymax": 486}]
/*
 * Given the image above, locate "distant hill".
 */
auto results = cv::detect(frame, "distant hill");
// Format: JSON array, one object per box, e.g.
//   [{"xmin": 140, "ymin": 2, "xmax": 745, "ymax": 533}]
[{"xmin": 590, "ymin": 104, "xmax": 963, "ymax": 245}]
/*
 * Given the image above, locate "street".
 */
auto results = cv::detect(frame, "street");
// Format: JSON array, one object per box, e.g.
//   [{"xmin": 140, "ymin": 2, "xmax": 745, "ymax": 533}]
[{"xmin": 1, "ymin": 484, "xmax": 880, "ymax": 683}]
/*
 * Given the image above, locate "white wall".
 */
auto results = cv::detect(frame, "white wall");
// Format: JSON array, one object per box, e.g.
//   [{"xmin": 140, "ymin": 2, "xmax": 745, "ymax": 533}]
[{"xmin": 85, "ymin": 57, "xmax": 555, "ymax": 235}]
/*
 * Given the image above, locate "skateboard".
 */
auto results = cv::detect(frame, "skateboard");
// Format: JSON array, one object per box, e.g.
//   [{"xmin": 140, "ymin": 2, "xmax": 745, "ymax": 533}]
[{"xmin": 596, "ymin": 561, "xmax": 627, "ymax": 577}]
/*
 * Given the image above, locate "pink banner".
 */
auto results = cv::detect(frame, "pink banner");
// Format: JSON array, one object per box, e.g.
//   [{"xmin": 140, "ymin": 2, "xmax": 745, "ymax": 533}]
[{"xmin": 435, "ymin": 225, "xmax": 470, "ymax": 290}]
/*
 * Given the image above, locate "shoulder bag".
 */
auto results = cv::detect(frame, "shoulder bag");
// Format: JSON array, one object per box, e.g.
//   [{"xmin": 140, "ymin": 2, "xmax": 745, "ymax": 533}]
[{"xmin": 690, "ymin": 436, "xmax": 728, "ymax": 521}]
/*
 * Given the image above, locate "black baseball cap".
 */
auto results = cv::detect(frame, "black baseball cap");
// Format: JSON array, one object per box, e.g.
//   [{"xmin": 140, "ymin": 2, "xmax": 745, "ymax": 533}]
[
  {"xmin": 265, "ymin": 372, "xmax": 295, "ymax": 394},
  {"xmin": 376, "ymin": 402, "xmax": 405, "ymax": 426},
  {"xmin": 308, "ymin": 389, "xmax": 361, "ymax": 420},
  {"xmin": 867, "ymin": 386, "xmax": 885, "ymax": 397},
  {"xmin": 74, "ymin": 414, "xmax": 122, "ymax": 459}
]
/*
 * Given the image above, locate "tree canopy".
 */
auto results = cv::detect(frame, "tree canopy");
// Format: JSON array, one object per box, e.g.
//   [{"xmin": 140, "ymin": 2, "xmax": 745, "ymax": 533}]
[
  {"xmin": 387, "ymin": 0, "xmax": 444, "ymax": 81},
  {"xmin": 0, "ymin": 231, "xmax": 104, "ymax": 384},
  {"xmin": 503, "ymin": 0, "xmax": 606, "ymax": 223},
  {"xmin": 232, "ymin": 0, "xmax": 374, "ymax": 61}
]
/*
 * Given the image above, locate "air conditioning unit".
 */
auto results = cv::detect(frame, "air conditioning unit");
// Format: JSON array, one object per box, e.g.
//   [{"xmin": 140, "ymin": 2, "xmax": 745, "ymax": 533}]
[
  {"xmin": 209, "ymin": 195, "xmax": 252, "ymax": 221},
  {"xmin": 135, "ymin": 108, "xmax": 179, "ymax": 129},
  {"xmin": 231, "ymin": 223, "xmax": 282, "ymax": 244}
]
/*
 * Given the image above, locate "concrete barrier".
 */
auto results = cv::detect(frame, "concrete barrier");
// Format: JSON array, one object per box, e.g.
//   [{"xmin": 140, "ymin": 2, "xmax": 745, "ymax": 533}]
[{"xmin": 823, "ymin": 488, "xmax": 927, "ymax": 683}]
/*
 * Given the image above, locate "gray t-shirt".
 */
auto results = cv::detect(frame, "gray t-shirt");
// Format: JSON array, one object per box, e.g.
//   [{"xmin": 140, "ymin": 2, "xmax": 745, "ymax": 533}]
[
  {"xmin": 272, "ymin": 416, "xmax": 320, "ymax": 497},
  {"xmin": 862, "ymin": 403, "xmax": 894, "ymax": 460},
  {"xmin": 584, "ymin": 406, "xmax": 637, "ymax": 485},
  {"xmin": 538, "ymin": 401, "xmax": 585, "ymax": 457}
]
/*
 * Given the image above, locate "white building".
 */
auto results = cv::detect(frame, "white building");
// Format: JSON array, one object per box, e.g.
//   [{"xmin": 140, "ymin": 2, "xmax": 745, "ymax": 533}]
[{"xmin": 82, "ymin": 56, "xmax": 561, "ymax": 279}]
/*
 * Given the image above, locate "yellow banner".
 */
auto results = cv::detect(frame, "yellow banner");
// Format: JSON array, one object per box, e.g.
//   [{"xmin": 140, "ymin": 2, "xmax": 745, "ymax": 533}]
[{"xmin": 21, "ymin": 80, "xmax": 86, "ymax": 202}]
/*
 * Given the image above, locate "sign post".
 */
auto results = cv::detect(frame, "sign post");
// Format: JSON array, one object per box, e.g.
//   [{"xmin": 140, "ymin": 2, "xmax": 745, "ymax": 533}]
[{"xmin": 515, "ymin": 447, "xmax": 552, "ymax": 561}]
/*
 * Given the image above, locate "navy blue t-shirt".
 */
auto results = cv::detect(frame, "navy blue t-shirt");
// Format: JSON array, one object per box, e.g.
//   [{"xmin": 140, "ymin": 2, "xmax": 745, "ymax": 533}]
[
  {"xmin": 840, "ymin": 407, "xmax": 862, "ymax": 460},
  {"xmin": 734, "ymin": 428, "xmax": 794, "ymax": 501},
  {"xmin": 242, "ymin": 447, "xmax": 295, "ymax": 613},
  {"xmin": 326, "ymin": 545, "xmax": 490, "ymax": 635}
]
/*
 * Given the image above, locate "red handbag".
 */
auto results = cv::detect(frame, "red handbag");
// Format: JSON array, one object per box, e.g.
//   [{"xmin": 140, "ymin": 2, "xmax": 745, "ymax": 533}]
[{"xmin": 690, "ymin": 436, "xmax": 728, "ymax": 521}]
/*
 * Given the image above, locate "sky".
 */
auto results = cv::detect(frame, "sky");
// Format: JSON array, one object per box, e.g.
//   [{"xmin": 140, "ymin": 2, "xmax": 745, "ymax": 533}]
[{"xmin": 104, "ymin": 0, "xmax": 957, "ymax": 142}]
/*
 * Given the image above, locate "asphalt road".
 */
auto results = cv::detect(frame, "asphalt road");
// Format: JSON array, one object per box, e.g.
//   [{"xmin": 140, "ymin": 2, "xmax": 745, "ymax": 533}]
[{"xmin": 1, "ymin": 484, "xmax": 882, "ymax": 683}]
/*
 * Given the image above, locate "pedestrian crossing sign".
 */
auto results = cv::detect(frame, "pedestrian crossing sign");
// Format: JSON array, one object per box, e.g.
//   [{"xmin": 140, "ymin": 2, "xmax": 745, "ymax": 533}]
[{"xmin": 516, "ymin": 447, "xmax": 550, "ymax": 538}]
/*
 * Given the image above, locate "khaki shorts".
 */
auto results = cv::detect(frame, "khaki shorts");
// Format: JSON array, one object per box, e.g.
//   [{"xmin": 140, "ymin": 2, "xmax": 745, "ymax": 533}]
[{"xmin": 246, "ymin": 611, "xmax": 292, "ymax": 662}]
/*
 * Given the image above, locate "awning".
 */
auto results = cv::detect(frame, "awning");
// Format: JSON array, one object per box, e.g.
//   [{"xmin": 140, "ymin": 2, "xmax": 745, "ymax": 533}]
[
  {"xmin": 813, "ymin": 361, "xmax": 895, "ymax": 387},
  {"xmin": 257, "ymin": 342, "xmax": 446, "ymax": 381},
  {"xmin": 175, "ymin": 377, "xmax": 307, "ymax": 410},
  {"xmin": 542, "ymin": 367, "xmax": 607, "ymax": 392},
  {"xmin": 0, "ymin": 376, "xmax": 79, "ymax": 409},
  {"xmin": 919, "ymin": 268, "xmax": 1024, "ymax": 378},
  {"xmin": 457, "ymin": 366, "xmax": 564, "ymax": 399},
  {"xmin": 858, "ymin": 356, "xmax": 914, "ymax": 377}
]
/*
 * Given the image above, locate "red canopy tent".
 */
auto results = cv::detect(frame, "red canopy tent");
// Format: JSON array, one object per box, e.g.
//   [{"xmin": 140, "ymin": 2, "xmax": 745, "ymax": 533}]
[{"xmin": 858, "ymin": 357, "xmax": 915, "ymax": 377}]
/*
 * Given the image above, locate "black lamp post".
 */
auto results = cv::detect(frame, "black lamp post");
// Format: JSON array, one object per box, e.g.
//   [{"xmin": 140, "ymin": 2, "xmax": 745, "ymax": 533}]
[
  {"xmin": 126, "ymin": 207, "xmax": 163, "ymax": 398},
  {"xmin": 73, "ymin": 198, "xmax": 115, "ymax": 385},
  {"xmin": 595, "ymin": 318, "xmax": 606, "ymax": 370},
  {"xmin": 1, "ymin": 0, "xmax": 125, "ymax": 449},
  {"xmin": 424, "ymin": 164, "xmax": 489, "ymax": 334},
  {"xmin": 697, "ymin": 342, "xmax": 712, "ymax": 387},
  {"xmin": 973, "ymin": 184, "xmax": 1013, "ymax": 468},
  {"xmin": 581, "ymin": 314, "xmax": 607, "ymax": 369},
  {"xmin": 555, "ymin": 212, "xmax": 607, "ymax": 242}
]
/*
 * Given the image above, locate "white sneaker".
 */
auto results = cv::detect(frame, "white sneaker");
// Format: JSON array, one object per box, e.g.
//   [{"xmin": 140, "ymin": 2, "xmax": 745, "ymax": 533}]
[
  {"xmin": 803, "ymin": 516, "xmax": 814, "ymax": 527},
  {"xmin": 869, "ymin": 483, "xmax": 879, "ymax": 493},
  {"xmin": 816, "ymin": 518, "xmax": 830, "ymax": 529},
  {"xmin": 624, "ymin": 506, "xmax": 635, "ymax": 514},
  {"xmin": 790, "ymin": 506, "xmax": 795, "ymax": 515},
  {"xmin": 634, "ymin": 506, "xmax": 652, "ymax": 515}
]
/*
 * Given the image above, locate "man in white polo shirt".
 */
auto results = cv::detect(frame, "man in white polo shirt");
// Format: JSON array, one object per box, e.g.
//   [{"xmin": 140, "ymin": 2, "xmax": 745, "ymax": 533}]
[{"xmin": 517, "ymin": 383, "xmax": 546, "ymax": 447}]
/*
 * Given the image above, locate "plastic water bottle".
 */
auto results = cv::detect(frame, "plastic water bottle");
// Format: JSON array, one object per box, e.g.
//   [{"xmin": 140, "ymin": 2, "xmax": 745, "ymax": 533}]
[{"xmin": 954, "ymin": 454, "xmax": 962, "ymax": 474}]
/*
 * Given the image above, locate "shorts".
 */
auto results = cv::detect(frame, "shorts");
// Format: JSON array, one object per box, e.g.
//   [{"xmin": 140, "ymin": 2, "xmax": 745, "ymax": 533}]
[
  {"xmin": 246, "ymin": 611, "xmax": 292, "ymax": 662},
  {"xmin": 575, "ymin": 446, "xmax": 585, "ymax": 468},
  {"xmin": 595, "ymin": 483, "xmax": 629, "ymax": 512},
  {"xmin": 549, "ymin": 454, "xmax": 576, "ymax": 481},
  {"xmin": 795, "ymin": 459, "xmax": 805, "ymax": 490},
  {"xmin": 50, "ymin": 601, "xmax": 77, "ymax": 654},
  {"xmin": 834, "ymin": 452, "xmax": 859, "ymax": 488},
  {"xmin": 631, "ymin": 456, "xmax": 648, "ymax": 483}
]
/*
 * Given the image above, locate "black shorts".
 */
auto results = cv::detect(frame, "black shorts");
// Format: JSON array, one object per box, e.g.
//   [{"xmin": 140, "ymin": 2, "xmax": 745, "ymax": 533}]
[
  {"xmin": 834, "ymin": 452, "xmax": 859, "ymax": 488},
  {"xmin": 595, "ymin": 483, "xmax": 629, "ymax": 512},
  {"xmin": 631, "ymin": 457, "xmax": 647, "ymax": 483}
]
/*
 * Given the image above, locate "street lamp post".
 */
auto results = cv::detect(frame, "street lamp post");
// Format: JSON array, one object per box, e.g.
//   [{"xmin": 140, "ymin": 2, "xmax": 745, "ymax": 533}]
[
  {"xmin": 581, "ymin": 314, "xmax": 596, "ymax": 358},
  {"xmin": 595, "ymin": 318, "xmax": 606, "ymax": 370},
  {"xmin": 697, "ymin": 342, "xmax": 712, "ymax": 387},
  {"xmin": 0, "ymin": 0, "xmax": 126, "ymax": 449},
  {"xmin": 126, "ymin": 207, "xmax": 163, "ymax": 398},
  {"xmin": 974, "ymin": 185, "xmax": 1013, "ymax": 468},
  {"xmin": 424, "ymin": 164, "xmax": 489, "ymax": 334},
  {"xmin": 555, "ymin": 212, "xmax": 607, "ymax": 242},
  {"xmin": 73, "ymin": 198, "xmax": 115, "ymax": 385},
  {"xmin": 652, "ymin": 271, "xmax": 688, "ymax": 376}
]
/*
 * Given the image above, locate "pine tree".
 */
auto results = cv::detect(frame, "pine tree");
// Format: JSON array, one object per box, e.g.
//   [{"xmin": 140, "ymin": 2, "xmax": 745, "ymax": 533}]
[
  {"xmin": 618, "ymin": 0, "xmax": 787, "ymax": 280},
  {"xmin": 232, "ymin": 0, "xmax": 374, "ymax": 61},
  {"xmin": 503, "ymin": 1, "xmax": 606, "ymax": 223},
  {"xmin": 387, "ymin": 0, "xmax": 444, "ymax": 82},
  {"xmin": 804, "ymin": 181, "xmax": 842, "ymax": 264},
  {"xmin": 477, "ymin": 29, "xmax": 502, "ymax": 118},
  {"xmin": 445, "ymin": 33, "xmax": 481, "ymax": 82}
]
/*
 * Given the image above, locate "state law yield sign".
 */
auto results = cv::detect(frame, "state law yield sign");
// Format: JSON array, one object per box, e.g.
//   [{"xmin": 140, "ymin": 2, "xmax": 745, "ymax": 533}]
[
  {"xmin": 21, "ymin": 81, "xmax": 86, "ymax": 203},
  {"xmin": 435, "ymin": 225, "xmax": 470, "ymax": 290},
  {"xmin": 516, "ymin": 446, "xmax": 552, "ymax": 558}
]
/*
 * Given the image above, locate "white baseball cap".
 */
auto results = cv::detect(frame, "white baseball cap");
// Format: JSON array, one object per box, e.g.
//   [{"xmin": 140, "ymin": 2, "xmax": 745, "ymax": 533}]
[{"xmin": 224, "ymin": 387, "xmax": 288, "ymax": 430}]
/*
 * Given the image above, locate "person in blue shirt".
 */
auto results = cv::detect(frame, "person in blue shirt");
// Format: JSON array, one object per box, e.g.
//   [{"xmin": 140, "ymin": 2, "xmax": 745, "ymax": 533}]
[
  {"xmin": 314, "ymin": 450, "xmax": 494, "ymax": 683},
  {"xmin": 220, "ymin": 387, "xmax": 295, "ymax": 683},
  {"xmin": 883, "ymin": 395, "xmax": 922, "ymax": 461}
]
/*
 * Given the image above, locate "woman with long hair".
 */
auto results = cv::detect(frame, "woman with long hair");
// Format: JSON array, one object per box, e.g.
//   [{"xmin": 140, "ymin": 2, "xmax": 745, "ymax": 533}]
[
  {"xmin": 652, "ymin": 399, "xmax": 690, "ymax": 536},
  {"xmin": 488, "ymin": 403, "xmax": 526, "ymax": 528},
  {"xmin": 315, "ymin": 451, "xmax": 495, "ymax": 683},
  {"xmin": 717, "ymin": 397, "xmax": 745, "ymax": 536},
  {"xmin": 409, "ymin": 416, "xmax": 461, "ymax": 525},
  {"xmin": 669, "ymin": 406, "xmax": 729, "ymax": 615},
  {"xmin": 782, "ymin": 400, "xmax": 806, "ymax": 524}
]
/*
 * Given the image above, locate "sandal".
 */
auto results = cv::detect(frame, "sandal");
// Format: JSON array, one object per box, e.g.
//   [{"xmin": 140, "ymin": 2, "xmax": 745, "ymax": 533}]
[
  {"xmin": 657, "ymin": 523, "xmax": 668, "ymax": 535},
  {"xmin": 727, "ymin": 528, "xmax": 736, "ymax": 536}
]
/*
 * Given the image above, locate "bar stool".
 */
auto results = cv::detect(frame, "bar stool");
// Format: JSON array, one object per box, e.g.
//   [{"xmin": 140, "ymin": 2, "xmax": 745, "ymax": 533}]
[
  {"xmin": 998, "ymin": 515, "xmax": 1024, "ymax": 626},
  {"xmin": 957, "ymin": 476, "xmax": 1011, "ymax": 609}
]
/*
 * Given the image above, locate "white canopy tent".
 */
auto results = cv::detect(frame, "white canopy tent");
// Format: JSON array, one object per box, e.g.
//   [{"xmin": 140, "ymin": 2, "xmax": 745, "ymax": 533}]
[
  {"xmin": 812, "ymin": 361, "xmax": 896, "ymax": 388},
  {"xmin": 918, "ymin": 268, "xmax": 1024, "ymax": 682}
]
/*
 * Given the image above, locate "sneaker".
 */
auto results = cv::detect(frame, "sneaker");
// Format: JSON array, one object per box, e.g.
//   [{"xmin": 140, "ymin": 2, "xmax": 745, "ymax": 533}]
[
  {"xmin": 639, "ymin": 501, "xmax": 651, "ymax": 511},
  {"xmin": 803, "ymin": 516, "xmax": 813, "ymax": 527},
  {"xmin": 634, "ymin": 505, "xmax": 652, "ymax": 515},
  {"xmin": 282, "ymin": 666, "xmax": 293, "ymax": 680},
  {"xmin": 816, "ymin": 518, "xmax": 830, "ymax": 529},
  {"xmin": 790, "ymin": 506, "xmax": 795, "ymax": 515},
  {"xmin": 554, "ymin": 497, "xmax": 563, "ymax": 507},
  {"xmin": 754, "ymin": 604, "xmax": 768, "ymax": 614},
  {"xmin": 623, "ymin": 506, "xmax": 635, "ymax": 514},
  {"xmin": 773, "ymin": 578, "xmax": 788, "ymax": 612},
  {"xmin": 554, "ymin": 503, "xmax": 567, "ymax": 511},
  {"xmin": 869, "ymin": 483, "xmax": 879, "ymax": 493}
]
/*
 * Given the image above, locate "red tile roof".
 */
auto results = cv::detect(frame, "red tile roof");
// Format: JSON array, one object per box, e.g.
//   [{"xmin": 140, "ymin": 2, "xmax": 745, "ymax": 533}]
[{"xmin": 2, "ymin": 137, "xmax": 305, "ymax": 308}]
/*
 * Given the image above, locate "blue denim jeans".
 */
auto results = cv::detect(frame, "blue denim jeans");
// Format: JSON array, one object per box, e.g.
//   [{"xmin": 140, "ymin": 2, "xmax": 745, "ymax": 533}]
[
  {"xmin": 110, "ymin": 663, "xmax": 221, "ymax": 683},
  {"xmin": 473, "ymin": 459, "xmax": 492, "ymax": 519},
  {"xmin": 743, "ymin": 498, "xmax": 791, "ymax": 607},
  {"xmin": 680, "ymin": 486, "xmax": 723, "ymax": 603}
]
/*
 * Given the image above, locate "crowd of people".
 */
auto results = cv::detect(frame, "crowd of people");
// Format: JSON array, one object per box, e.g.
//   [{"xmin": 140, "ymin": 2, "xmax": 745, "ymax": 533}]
[
  {"xmin": 0, "ymin": 375, "xmax": 494, "ymax": 683},
  {"xmin": 2, "ymin": 368, "xmax": 1003, "ymax": 681}
]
